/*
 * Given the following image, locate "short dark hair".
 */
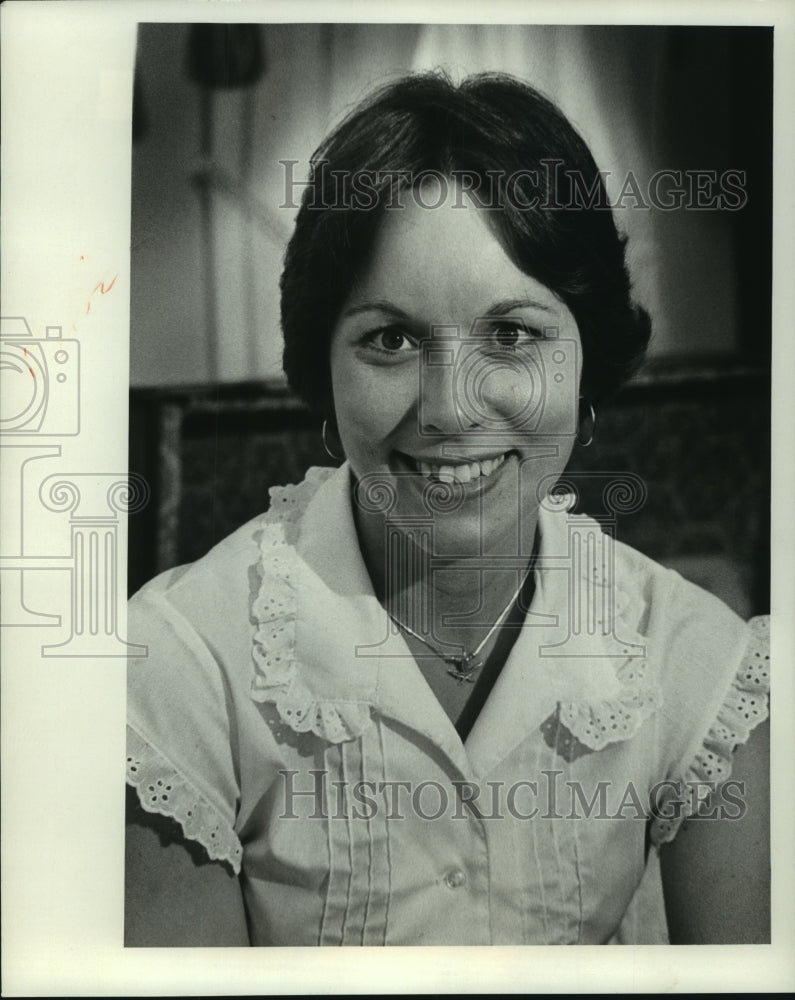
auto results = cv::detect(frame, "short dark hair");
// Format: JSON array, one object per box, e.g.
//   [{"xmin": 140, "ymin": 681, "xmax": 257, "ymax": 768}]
[{"xmin": 280, "ymin": 71, "xmax": 650, "ymax": 416}]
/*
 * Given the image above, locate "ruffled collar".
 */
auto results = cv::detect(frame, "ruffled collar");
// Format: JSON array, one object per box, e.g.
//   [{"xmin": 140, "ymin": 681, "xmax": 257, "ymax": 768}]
[{"xmin": 250, "ymin": 465, "xmax": 659, "ymax": 776}]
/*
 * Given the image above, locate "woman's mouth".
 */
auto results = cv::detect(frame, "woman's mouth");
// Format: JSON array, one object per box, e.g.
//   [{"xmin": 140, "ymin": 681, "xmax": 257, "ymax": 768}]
[{"xmin": 399, "ymin": 452, "xmax": 511, "ymax": 484}]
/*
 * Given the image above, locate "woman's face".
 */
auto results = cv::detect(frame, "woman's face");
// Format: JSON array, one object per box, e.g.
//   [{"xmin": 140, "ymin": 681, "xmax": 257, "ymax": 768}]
[{"xmin": 329, "ymin": 184, "xmax": 582, "ymax": 558}]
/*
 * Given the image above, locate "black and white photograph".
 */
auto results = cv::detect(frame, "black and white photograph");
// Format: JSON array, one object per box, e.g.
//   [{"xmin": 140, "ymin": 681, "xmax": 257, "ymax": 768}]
[{"xmin": 2, "ymin": 0, "xmax": 794, "ymax": 994}]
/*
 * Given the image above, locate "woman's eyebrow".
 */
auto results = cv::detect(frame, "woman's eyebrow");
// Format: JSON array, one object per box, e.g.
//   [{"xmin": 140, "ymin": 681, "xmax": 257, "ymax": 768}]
[
  {"xmin": 483, "ymin": 297, "xmax": 553, "ymax": 316},
  {"xmin": 341, "ymin": 297, "xmax": 554, "ymax": 321},
  {"xmin": 340, "ymin": 300, "xmax": 411, "ymax": 320}
]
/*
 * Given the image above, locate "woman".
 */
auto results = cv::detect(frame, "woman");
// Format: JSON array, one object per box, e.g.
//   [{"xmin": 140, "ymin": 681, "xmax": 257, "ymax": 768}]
[{"xmin": 125, "ymin": 73, "xmax": 770, "ymax": 945}]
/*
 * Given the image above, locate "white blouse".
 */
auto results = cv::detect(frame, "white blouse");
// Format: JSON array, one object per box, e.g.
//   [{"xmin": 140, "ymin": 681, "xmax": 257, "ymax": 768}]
[{"xmin": 126, "ymin": 464, "xmax": 769, "ymax": 945}]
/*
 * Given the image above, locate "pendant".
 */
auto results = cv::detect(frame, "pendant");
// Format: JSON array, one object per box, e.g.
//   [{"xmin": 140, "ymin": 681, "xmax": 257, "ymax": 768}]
[{"xmin": 445, "ymin": 653, "xmax": 482, "ymax": 684}]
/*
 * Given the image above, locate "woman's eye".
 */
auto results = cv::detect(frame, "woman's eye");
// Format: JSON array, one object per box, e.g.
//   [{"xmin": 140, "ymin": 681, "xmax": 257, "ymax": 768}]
[
  {"xmin": 490, "ymin": 321, "xmax": 541, "ymax": 350},
  {"xmin": 494, "ymin": 325, "xmax": 521, "ymax": 349},
  {"xmin": 367, "ymin": 328, "xmax": 415, "ymax": 353}
]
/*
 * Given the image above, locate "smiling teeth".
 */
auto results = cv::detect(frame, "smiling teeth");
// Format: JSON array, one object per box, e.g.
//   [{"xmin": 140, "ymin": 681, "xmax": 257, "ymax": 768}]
[{"xmin": 415, "ymin": 454, "xmax": 507, "ymax": 483}]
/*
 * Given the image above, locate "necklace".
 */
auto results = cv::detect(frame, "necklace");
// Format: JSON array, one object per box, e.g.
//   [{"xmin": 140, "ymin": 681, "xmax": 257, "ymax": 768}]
[{"xmin": 387, "ymin": 565, "xmax": 534, "ymax": 684}]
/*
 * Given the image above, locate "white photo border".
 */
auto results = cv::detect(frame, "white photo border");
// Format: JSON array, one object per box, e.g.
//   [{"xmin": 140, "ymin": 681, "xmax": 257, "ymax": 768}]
[{"xmin": 1, "ymin": 0, "xmax": 793, "ymax": 994}]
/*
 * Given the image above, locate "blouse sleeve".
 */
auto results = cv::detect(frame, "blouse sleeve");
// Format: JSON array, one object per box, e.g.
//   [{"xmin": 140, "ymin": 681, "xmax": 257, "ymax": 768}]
[
  {"xmin": 649, "ymin": 614, "xmax": 770, "ymax": 847},
  {"xmin": 126, "ymin": 587, "xmax": 244, "ymax": 874}
]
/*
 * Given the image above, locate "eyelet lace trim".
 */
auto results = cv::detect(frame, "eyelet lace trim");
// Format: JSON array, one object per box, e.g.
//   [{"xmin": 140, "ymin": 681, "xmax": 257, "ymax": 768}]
[
  {"xmin": 650, "ymin": 614, "xmax": 770, "ymax": 846},
  {"xmin": 555, "ymin": 512, "xmax": 661, "ymax": 751},
  {"xmin": 126, "ymin": 726, "xmax": 243, "ymax": 873},
  {"xmin": 250, "ymin": 466, "xmax": 372, "ymax": 744}
]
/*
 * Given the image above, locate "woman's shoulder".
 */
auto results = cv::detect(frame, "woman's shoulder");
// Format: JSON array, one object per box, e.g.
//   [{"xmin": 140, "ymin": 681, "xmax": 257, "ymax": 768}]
[
  {"xmin": 129, "ymin": 513, "xmax": 265, "ymax": 633},
  {"xmin": 127, "ymin": 465, "xmax": 344, "ymax": 663},
  {"xmin": 603, "ymin": 527, "xmax": 748, "ymax": 635},
  {"xmin": 130, "ymin": 466, "xmax": 339, "ymax": 613},
  {"xmin": 538, "ymin": 498, "xmax": 755, "ymax": 654},
  {"xmin": 565, "ymin": 511, "xmax": 763, "ymax": 680},
  {"xmin": 599, "ymin": 523, "xmax": 768, "ymax": 721}
]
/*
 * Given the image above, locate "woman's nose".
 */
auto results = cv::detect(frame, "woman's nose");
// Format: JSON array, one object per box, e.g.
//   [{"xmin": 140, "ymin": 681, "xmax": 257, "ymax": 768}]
[{"xmin": 418, "ymin": 349, "xmax": 479, "ymax": 435}]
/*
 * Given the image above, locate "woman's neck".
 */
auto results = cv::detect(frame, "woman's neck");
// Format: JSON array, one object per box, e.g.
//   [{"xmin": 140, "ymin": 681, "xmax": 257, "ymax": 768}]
[{"xmin": 354, "ymin": 500, "xmax": 540, "ymax": 654}]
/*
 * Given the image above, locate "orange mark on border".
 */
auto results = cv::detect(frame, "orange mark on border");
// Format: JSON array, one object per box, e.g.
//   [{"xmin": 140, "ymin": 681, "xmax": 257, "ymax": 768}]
[
  {"xmin": 91, "ymin": 275, "xmax": 118, "ymax": 296},
  {"xmin": 85, "ymin": 273, "xmax": 118, "ymax": 314}
]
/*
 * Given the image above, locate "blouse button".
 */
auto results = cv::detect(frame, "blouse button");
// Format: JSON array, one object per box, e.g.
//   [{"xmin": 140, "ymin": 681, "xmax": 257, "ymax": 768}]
[{"xmin": 444, "ymin": 867, "xmax": 467, "ymax": 889}]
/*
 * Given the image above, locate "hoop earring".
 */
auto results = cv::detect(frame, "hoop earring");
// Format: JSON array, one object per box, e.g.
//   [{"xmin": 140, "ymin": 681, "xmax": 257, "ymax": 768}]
[
  {"xmin": 321, "ymin": 419, "xmax": 344, "ymax": 460},
  {"xmin": 577, "ymin": 403, "xmax": 596, "ymax": 448}
]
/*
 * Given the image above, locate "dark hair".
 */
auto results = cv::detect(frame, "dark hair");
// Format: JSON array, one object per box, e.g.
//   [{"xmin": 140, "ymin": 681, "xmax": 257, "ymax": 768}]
[{"xmin": 280, "ymin": 71, "xmax": 650, "ymax": 416}]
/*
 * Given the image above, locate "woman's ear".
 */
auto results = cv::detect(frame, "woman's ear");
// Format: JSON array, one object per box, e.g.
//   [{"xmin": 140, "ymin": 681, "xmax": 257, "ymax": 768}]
[
  {"xmin": 321, "ymin": 417, "xmax": 344, "ymax": 461},
  {"xmin": 576, "ymin": 397, "xmax": 596, "ymax": 448}
]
